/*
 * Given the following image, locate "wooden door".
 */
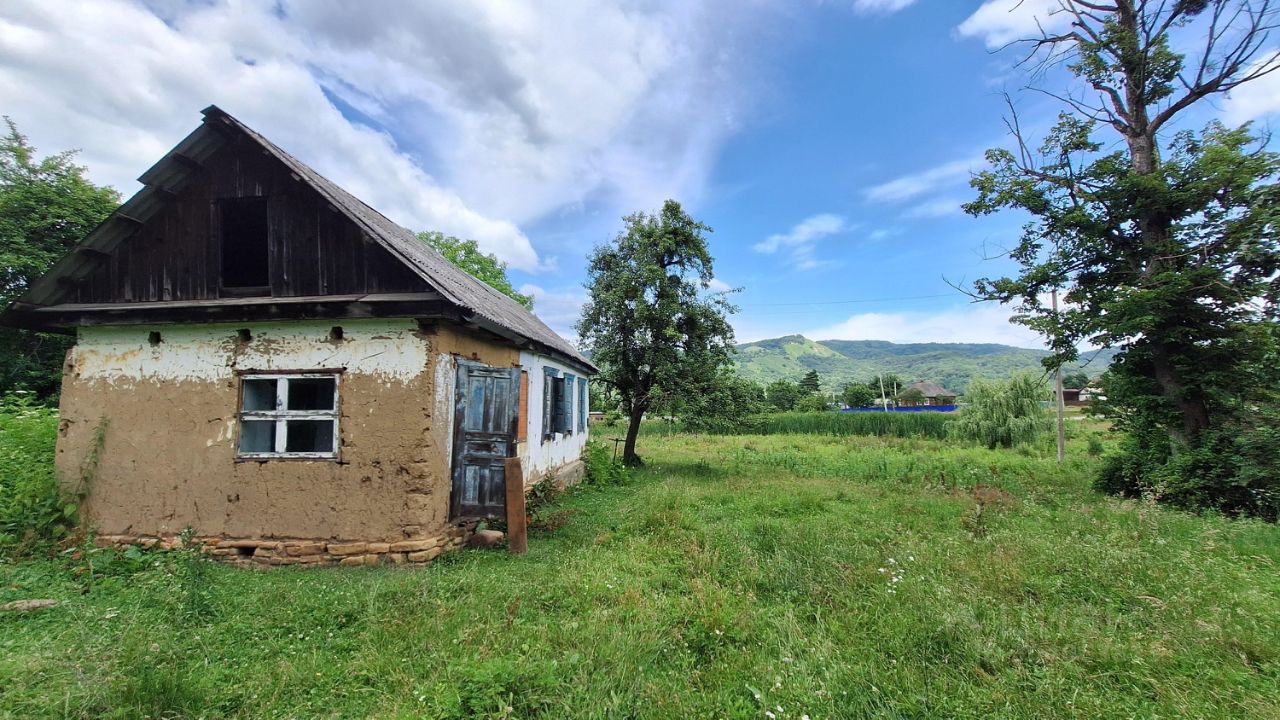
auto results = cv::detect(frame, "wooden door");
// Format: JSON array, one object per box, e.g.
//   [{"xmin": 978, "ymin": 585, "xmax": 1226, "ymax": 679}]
[{"xmin": 450, "ymin": 361, "xmax": 520, "ymax": 519}]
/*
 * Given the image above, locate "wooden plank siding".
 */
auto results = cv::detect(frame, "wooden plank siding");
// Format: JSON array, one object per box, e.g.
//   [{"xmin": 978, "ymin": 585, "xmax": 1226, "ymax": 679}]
[{"xmin": 75, "ymin": 134, "xmax": 424, "ymax": 304}]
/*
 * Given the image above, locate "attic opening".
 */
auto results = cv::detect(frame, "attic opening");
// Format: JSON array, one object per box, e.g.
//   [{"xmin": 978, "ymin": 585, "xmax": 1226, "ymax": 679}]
[{"xmin": 220, "ymin": 197, "xmax": 270, "ymax": 295}]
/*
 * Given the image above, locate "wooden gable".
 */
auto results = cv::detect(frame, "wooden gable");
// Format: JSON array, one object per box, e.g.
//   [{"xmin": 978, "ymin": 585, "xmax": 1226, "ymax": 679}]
[{"xmin": 73, "ymin": 133, "xmax": 424, "ymax": 305}]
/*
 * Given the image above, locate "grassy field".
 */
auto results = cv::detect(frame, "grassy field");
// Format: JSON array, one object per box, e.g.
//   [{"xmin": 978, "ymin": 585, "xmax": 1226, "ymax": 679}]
[{"xmin": 2, "ymin": 413, "xmax": 1278, "ymax": 718}]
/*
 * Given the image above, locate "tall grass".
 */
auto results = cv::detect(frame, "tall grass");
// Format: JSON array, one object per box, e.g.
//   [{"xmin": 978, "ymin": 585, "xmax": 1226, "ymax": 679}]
[
  {"xmin": 0, "ymin": 395, "xmax": 73, "ymax": 554},
  {"xmin": 752, "ymin": 410, "xmax": 952, "ymax": 439}
]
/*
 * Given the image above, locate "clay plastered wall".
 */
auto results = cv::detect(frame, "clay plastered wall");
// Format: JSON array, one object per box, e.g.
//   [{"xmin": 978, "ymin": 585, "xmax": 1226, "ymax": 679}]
[
  {"xmin": 57, "ymin": 319, "xmax": 516, "ymax": 541},
  {"xmin": 519, "ymin": 350, "xmax": 590, "ymax": 484}
]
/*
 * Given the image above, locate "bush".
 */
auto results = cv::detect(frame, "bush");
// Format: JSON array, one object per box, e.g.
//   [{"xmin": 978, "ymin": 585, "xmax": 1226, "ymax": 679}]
[
  {"xmin": 583, "ymin": 440, "xmax": 628, "ymax": 486},
  {"xmin": 949, "ymin": 374, "xmax": 1051, "ymax": 449},
  {"xmin": 0, "ymin": 394, "xmax": 76, "ymax": 555},
  {"xmin": 1097, "ymin": 410, "xmax": 1280, "ymax": 521}
]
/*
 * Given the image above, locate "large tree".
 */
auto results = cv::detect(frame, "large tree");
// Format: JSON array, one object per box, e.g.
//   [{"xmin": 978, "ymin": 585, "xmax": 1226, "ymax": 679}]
[
  {"xmin": 0, "ymin": 119, "xmax": 119, "ymax": 398},
  {"xmin": 417, "ymin": 231, "xmax": 533, "ymax": 309},
  {"xmin": 965, "ymin": 1, "xmax": 1280, "ymax": 514},
  {"xmin": 577, "ymin": 200, "xmax": 736, "ymax": 465}
]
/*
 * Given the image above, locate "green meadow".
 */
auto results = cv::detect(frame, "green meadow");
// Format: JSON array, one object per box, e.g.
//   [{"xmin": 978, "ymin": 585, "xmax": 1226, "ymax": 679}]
[{"xmin": 2, "ymin": 409, "xmax": 1278, "ymax": 718}]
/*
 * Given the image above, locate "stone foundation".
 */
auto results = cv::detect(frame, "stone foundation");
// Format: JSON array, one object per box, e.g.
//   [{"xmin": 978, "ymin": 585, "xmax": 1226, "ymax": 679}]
[{"xmin": 94, "ymin": 522, "xmax": 479, "ymax": 568}]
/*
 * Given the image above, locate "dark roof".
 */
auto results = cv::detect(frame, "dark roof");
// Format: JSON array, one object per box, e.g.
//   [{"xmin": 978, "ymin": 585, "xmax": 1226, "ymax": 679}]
[
  {"xmin": 906, "ymin": 381, "xmax": 957, "ymax": 398},
  {"xmin": 7, "ymin": 106, "xmax": 594, "ymax": 373}
]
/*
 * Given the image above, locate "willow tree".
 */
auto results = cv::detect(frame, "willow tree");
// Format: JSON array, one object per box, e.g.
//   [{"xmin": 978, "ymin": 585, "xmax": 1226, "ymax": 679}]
[
  {"xmin": 577, "ymin": 200, "xmax": 736, "ymax": 466},
  {"xmin": 965, "ymin": 1, "xmax": 1280, "ymax": 513}
]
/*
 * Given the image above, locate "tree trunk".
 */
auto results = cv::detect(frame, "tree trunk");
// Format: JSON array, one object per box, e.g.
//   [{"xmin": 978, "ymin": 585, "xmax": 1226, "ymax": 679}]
[{"xmin": 622, "ymin": 403, "xmax": 645, "ymax": 467}]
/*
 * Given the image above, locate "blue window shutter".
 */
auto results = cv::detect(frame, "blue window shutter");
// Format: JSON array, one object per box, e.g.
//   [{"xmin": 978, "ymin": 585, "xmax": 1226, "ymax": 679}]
[
  {"xmin": 578, "ymin": 378, "xmax": 587, "ymax": 432},
  {"xmin": 542, "ymin": 368, "xmax": 558, "ymax": 441},
  {"xmin": 563, "ymin": 374, "xmax": 575, "ymax": 434}
]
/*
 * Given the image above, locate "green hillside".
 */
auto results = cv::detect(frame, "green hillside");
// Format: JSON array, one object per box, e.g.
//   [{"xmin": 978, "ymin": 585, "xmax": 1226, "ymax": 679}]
[{"xmin": 734, "ymin": 335, "xmax": 1114, "ymax": 393}]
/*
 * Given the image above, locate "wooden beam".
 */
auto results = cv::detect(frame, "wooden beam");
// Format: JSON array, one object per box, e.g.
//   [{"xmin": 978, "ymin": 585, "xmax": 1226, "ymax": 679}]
[
  {"xmin": 504, "ymin": 456, "xmax": 527, "ymax": 555},
  {"xmin": 75, "ymin": 247, "xmax": 112, "ymax": 260},
  {"xmin": 116, "ymin": 213, "xmax": 145, "ymax": 225},
  {"xmin": 170, "ymin": 153, "xmax": 203, "ymax": 171}
]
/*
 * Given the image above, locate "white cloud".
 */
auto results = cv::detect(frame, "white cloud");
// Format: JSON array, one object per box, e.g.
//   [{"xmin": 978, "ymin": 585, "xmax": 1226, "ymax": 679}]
[
  {"xmin": 519, "ymin": 283, "xmax": 587, "ymax": 342},
  {"xmin": 754, "ymin": 213, "xmax": 845, "ymax": 253},
  {"xmin": 805, "ymin": 302, "xmax": 1045, "ymax": 348},
  {"xmin": 705, "ymin": 277, "xmax": 734, "ymax": 293},
  {"xmin": 1223, "ymin": 51, "xmax": 1280, "ymax": 125},
  {"xmin": 753, "ymin": 213, "xmax": 847, "ymax": 271},
  {"xmin": 852, "ymin": 0, "xmax": 917, "ymax": 14},
  {"xmin": 956, "ymin": 0, "xmax": 1069, "ymax": 50},
  {"xmin": 905, "ymin": 197, "xmax": 964, "ymax": 219},
  {"xmin": 0, "ymin": 0, "xmax": 771, "ymax": 272},
  {"xmin": 864, "ymin": 157, "xmax": 981, "ymax": 203}
]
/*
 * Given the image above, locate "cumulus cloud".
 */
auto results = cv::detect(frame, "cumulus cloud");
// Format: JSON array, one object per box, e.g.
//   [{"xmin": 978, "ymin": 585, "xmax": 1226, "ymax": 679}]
[
  {"xmin": 956, "ymin": 0, "xmax": 1069, "ymax": 50},
  {"xmin": 864, "ymin": 157, "xmax": 981, "ymax": 203},
  {"xmin": 805, "ymin": 302, "xmax": 1045, "ymax": 348},
  {"xmin": 0, "ymin": 0, "xmax": 770, "ymax": 272},
  {"xmin": 753, "ymin": 213, "xmax": 848, "ymax": 271}
]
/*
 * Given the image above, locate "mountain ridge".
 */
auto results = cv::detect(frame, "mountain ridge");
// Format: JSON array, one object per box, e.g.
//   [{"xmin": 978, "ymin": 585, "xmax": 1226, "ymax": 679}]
[{"xmin": 734, "ymin": 335, "xmax": 1114, "ymax": 392}]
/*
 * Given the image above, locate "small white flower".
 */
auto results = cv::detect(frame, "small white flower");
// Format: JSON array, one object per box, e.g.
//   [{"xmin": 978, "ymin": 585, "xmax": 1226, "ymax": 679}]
[{"xmin": 766, "ymin": 712, "xmax": 775, "ymax": 720}]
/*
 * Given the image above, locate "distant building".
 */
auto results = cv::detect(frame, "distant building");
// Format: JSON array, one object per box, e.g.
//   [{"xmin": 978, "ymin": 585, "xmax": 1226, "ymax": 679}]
[
  {"xmin": 899, "ymin": 381, "xmax": 958, "ymax": 407},
  {"xmin": 1058, "ymin": 388, "xmax": 1085, "ymax": 406}
]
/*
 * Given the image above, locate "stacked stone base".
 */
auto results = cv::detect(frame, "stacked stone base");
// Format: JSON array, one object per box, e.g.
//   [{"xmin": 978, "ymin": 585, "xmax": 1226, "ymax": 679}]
[{"xmin": 94, "ymin": 524, "xmax": 477, "ymax": 568}]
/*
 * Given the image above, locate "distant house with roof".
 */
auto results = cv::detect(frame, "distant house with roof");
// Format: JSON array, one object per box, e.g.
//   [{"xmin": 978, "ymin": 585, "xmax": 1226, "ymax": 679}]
[
  {"xmin": 0, "ymin": 106, "xmax": 595, "ymax": 567},
  {"xmin": 897, "ymin": 381, "xmax": 958, "ymax": 407}
]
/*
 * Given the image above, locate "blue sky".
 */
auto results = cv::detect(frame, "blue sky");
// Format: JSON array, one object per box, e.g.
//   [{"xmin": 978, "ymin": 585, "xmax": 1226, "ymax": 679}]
[{"xmin": 3, "ymin": 0, "xmax": 1277, "ymax": 347}]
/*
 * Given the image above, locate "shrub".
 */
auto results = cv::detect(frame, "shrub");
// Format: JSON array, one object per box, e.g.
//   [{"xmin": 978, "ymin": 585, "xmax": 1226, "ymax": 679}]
[
  {"xmin": 0, "ymin": 394, "xmax": 76, "ymax": 555},
  {"xmin": 949, "ymin": 374, "xmax": 1052, "ymax": 449},
  {"xmin": 583, "ymin": 440, "xmax": 627, "ymax": 486},
  {"xmin": 1097, "ymin": 409, "xmax": 1280, "ymax": 521}
]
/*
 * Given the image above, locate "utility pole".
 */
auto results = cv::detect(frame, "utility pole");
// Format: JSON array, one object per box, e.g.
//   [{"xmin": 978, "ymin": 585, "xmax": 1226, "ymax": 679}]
[
  {"xmin": 1052, "ymin": 288, "xmax": 1066, "ymax": 463},
  {"xmin": 879, "ymin": 373, "xmax": 889, "ymax": 413}
]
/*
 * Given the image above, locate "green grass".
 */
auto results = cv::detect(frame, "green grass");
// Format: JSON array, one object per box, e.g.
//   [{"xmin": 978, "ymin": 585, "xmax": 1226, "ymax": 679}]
[
  {"xmin": 753, "ymin": 410, "xmax": 952, "ymax": 439},
  {"xmin": 1, "ymin": 411, "xmax": 1278, "ymax": 718}
]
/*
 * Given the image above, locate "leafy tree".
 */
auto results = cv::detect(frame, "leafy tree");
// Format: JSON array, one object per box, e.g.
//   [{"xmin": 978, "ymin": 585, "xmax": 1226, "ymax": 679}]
[
  {"xmin": 1, "ymin": 119, "xmax": 119, "ymax": 399},
  {"xmin": 950, "ymin": 374, "xmax": 1052, "ymax": 450},
  {"xmin": 793, "ymin": 392, "xmax": 831, "ymax": 412},
  {"xmin": 964, "ymin": 2, "xmax": 1280, "ymax": 514},
  {"xmin": 1062, "ymin": 372, "xmax": 1090, "ymax": 390},
  {"xmin": 798, "ymin": 369, "xmax": 821, "ymax": 393},
  {"xmin": 577, "ymin": 200, "xmax": 736, "ymax": 465},
  {"xmin": 896, "ymin": 387, "xmax": 925, "ymax": 406},
  {"xmin": 418, "ymin": 230, "xmax": 533, "ymax": 309},
  {"xmin": 766, "ymin": 379, "xmax": 802, "ymax": 412},
  {"xmin": 677, "ymin": 373, "xmax": 768, "ymax": 433},
  {"xmin": 841, "ymin": 382, "xmax": 875, "ymax": 408}
]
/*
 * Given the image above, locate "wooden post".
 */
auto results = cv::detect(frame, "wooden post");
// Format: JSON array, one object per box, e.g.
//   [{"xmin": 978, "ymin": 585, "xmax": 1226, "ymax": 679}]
[
  {"xmin": 504, "ymin": 457, "xmax": 528, "ymax": 555},
  {"xmin": 1052, "ymin": 288, "xmax": 1067, "ymax": 464}
]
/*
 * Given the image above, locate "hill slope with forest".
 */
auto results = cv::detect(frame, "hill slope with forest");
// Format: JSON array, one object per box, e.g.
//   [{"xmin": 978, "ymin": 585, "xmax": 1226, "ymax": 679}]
[{"xmin": 734, "ymin": 335, "xmax": 1114, "ymax": 393}]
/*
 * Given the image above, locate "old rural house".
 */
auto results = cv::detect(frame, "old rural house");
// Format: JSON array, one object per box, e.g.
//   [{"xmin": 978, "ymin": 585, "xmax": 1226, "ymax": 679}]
[
  {"xmin": 0, "ymin": 106, "xmax": 596, "ymax": 566},
  {"xmin": 898, "ymin": 381, "xmax": 958, "ymax": 407}
]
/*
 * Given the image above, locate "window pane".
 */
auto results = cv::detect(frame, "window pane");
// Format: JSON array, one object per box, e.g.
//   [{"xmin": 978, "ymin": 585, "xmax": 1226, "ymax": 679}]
[
  {"xmin": 285, "ymin": 420, "xmax": 334, "ymax": 453},
  {"xmin": 243, "ymin": 378, "xmax": 277, "ymax": 411},
  {"xmin": 240, "ymin": 420, "xmax": 275, "ymax": 453},
  {"xmin": 287, "ymin": 377, "xmax": 335, "ymax": 411}
]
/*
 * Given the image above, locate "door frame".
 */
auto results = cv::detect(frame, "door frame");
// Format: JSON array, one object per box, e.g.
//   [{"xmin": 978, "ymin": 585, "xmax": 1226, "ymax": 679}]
[{"xmin": 449, "ymin": 358, "xmax": 520, "ymax": 520}]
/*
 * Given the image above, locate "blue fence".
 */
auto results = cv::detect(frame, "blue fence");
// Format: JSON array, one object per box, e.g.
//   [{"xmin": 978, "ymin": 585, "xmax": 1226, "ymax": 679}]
[{"xmin": 842, "ymin": 405, "xmax": 958, "ymax": 413}]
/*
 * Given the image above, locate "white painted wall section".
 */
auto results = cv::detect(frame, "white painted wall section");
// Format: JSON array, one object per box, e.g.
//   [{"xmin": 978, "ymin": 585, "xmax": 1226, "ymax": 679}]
[
  {"xmin": 72, "ymin": 319, "xmax": 431, "ymax": 384},
  {"xmin": 518, "ymin": 350, "xmax": 590, "ymax": 483}
]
